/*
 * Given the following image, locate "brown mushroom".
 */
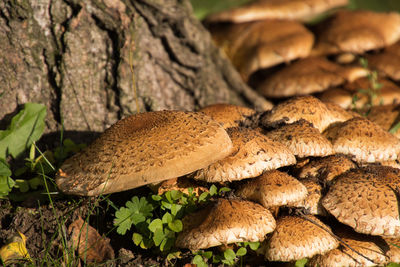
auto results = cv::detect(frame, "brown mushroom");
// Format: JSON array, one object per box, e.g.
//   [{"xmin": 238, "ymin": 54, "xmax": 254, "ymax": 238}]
[
  {"xmin": 198, "ymin": 103, "xmax": 257, "ymax": 129},
  {"xmin": 56, "ymin": 111, "xmax": 234, "ymax": 196},
  {"xmin": 322, "ymin": 166, "xmax": 400, "ymax": 237},
  {"xmin": 323, "ymin": 117, "xmax": 400, "ymax": 163},
  {"xmin": 312, "ymin": 10, "xmax": 400, "ymax": 56},
  {"xmin": 205, "ymin": 0, "xmax": 348, "ymax": 23},
  {"xmin": 192, "ymin": 127, "xmax": 296, "ymax": 182},
  {"xmin": 366, "ymin": 104, "xmax": 400, "ymax": 138},
  {"xmin": 257, "ymin": 57, "xmax": 368, "ymax": 98},
  {"xmin": 235, "ymin": 170, "xmax": 307, "ymax": 208},
  {"xmin": 208, "ymin": 20, "xmax": 314, "ymax": 80},
  {"xmin": 264, "ymin": 120, "xmax": 334, "ymax": 158},
  {"xmin": 263, "ymin": 215, "xmax": 339, "ymax": 261},
  {"xmin": 175, "ymin": 198, "xmax": 276, "ymax": 250}
]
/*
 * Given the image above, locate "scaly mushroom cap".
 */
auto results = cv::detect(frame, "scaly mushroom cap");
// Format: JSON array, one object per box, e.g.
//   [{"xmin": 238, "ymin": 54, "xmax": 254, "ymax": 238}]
[
  {"xmin": 309, "ymin": 226, "xmax": 388, "ymax": 267},
  {"xmin": 322, "ymin": 166, "xmax": 400, "ymax": 237},
  {"xmin": 312, "ymin": 10, "xmax": 400, "ymax": 55},
  {"xmin": 264, "ymin": 215, "xmax": 339, "ymax": 261},
  {"xmin": 324, "ymin": 102, "xmax": 360, "ymax": 123},
  {"xmin": 209, "ymin": 20, "xmax": 314, "ymax": 80},
  {"xmin": 296, "ymin": 154, "xmax": 356, "ymax": 182},
  {"xmin": 318, "ymin": 87, "xmax": 353, "ymax": 109},
  {"xmin": 56, "ymin": 111, "xmax": 234, "ymax": 196},
  {"xmin": 175, "ymin": 198, "xmax": 276, "ymax": 250},
  {"xmin": 366, "ymin": 104, "xmax": 400, "ymax": 138},
  {"xmin": 265, "ymin": 120, "xmax": 334, "ymax": 158},
  {"xmin": 323, "ymin": 117, "xmax": 400, "ymax": 163},
  {"xmin": 261, "ymin": 96, "xmax": 334, "ymax": 132},
  {"xmin": 235, "ymin": 170, "xmax": 307, "ymax": 208},
  {"xmin": 287, "ymin": 179, "xmax": 325, "ymax": 215},
  {"xmin": 198, "ymin": 103, "xmax": 257, "ymax": 129},
  {"xmin": 205, "ymin": 0, "xmax": 348, "ymax": 23},
  {"xmin": 192, "ymin": 127, "xmax": 296, "ymax": 182},
  {"xmin": 257, "ymin": 57, "xmax": 367, "ymax": 98}
]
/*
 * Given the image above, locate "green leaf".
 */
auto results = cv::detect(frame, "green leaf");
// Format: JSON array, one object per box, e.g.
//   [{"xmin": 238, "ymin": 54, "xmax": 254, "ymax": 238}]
[
  {"xmin": 198, "ymin": 191, "xmax": 209, "ymax": 202},
  {"xmin": 202, "ymin": 251, "xmax": 213, "ymax": 259},
  {"xmin": 219, "ymin": 187, "xmax": 231, "ymax": 194},
  {"xmin": 0, "ymin": 159, "xmax": 11, "ymax": 177},
  {"xmin": 0, "ymin": 176, "xmax": 15, "ymax": 197},
  {"xmin": 171, "ymin": 204, "xmax": 182, "ymax": 216},
  {"xmin": 295, "ymin": 258, "xmax": 308, "ymax": 267},
  {"xmin": 192, "ymin": 255, "xmax": 208, "ymax": 267},
  {"xmin": 386, "ymin": 263, "xmax": 400, "ymax": 267},
  {"xmin": 132, "ymin": 233, "xmax": 143, "ymax": 246},
  {"xmin": 223, "ymin": 249, "xmax": 236, "ymax": 261},
  {"xmin": 166, "ymin": 251, "xmax": 181, "ymax": 261},
  {"xmin": 247, "ymin": 241, "xmax": 260, "ymax": 251},
  {"xmin": 168, "ymin": 219, "xmax": 183, "ymax": 232},
  {"xmin": 160, "ymin": 237, "xmax": 175, "ymax": 251},
  {"xmin": 0, "ymin": 103, "xmax": 46, "ymax": 159},
  {"xmin": 148, "ymin": 219, "xmax": 163, "ymax": 233},
  {"xmin": 162, "ymin": 212, "xmax": 173, "ymax": 224},
  {"xmin": 209, "ymin": 184, "xmax": 217, "ymax": 196},
  {"xmin": 161, "ymin": 200, "xmax": 172, "ymax": 209},
  {"xmin": 152, "ymin": 195, "xmax": 162, "ymax": 201},
  {"xmin": 170, "ymin": 190, "xmax": 183, "ymax": 200},
  {"xmin": 236, "ymin": 247, "xmax": 247, "ymax": 257},
  {"xmin": 15, "ymin": 179, "xmax": 30, "ymax": 193},
  {"xmin": 153, "ymin": 228, "xmax": 165, "ymax": 246}
]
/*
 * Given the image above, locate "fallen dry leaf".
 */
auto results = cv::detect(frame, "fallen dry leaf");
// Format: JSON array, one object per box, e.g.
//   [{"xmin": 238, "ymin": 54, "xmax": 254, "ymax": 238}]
[{"xmin": 68, "ymin": 217, "xmax": 114, "ymax": 263}]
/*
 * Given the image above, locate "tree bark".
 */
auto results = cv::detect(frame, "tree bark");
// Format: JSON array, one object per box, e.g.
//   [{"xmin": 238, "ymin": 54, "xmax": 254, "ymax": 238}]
[{"xmin": 0, "ymin": 0, "xmax": 271, "ymax": 137}]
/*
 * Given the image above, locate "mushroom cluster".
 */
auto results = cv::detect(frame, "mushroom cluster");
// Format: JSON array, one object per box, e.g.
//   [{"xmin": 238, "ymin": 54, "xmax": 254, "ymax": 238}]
[
  {"xmin": 56, "ymin": 98, "xmax": 400, "ymax": 265},
  {"xmin": 55, "ymin": 0, "xmax": 400, "ymax": 265}
]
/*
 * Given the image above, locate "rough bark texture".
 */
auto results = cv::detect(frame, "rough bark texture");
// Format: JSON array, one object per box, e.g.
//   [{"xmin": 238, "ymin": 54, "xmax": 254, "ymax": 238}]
[{"xmin": 0, "ymin": 0, "xmax": 271, "ymax": 137}]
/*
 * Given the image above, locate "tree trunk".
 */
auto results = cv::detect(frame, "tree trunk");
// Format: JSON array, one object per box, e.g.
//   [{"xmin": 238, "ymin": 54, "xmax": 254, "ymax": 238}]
[{"xmin": 0, "ymin": 0, "xmax": 271, "ymax": 138}]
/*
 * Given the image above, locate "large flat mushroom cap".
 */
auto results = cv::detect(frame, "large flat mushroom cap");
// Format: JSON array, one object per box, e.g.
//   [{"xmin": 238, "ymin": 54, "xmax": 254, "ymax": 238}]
[
  {"xmin": 206, "ymin": 0, "xmax": 348, "ymax": 23},
  {"xmin": 384, "ymin": 237, "xmax": 400, "ymax": 263},
  {"xmin": 323, "ymin": 117, "xmax": 400, "ymax": 163},
  {"xmin": 192, "ymin": 127, "xmax": 296, "ymax": 182},
  {"xmin": 56, "ymin": 111, "xmax": 234, "ymax": 196},
  {"xmin": 265, "ymin": 120, "xmax": 334, "ymax": 158},
  {"xmin": 296, "ymin": 154, "xmax": 356, "ymax": 182},
  {"xmin": 322, "ymin": 166, "xmax": 400, "ymax": 237},
  {"xmin": 198, "ymin": 103, "xmax": 257, "ymax": 129},
  {"xmin": 312, "ymin": 10, "xmax": 400, "ymax": 55},
  {"xmin": 366, "ymin": 51, "xmax": 400, "ymax": 81},
  {"xmin": 257, "ymin": 57, "xmax": 367, "ymax": 98},
  {"xmin": 324, "ymin": 102, "xmax": 359, "ymax": 123},
  {"xmin": 264, "ymin": 215, "xmax": 339, "ymax": 261},
  {"xmin": 235, "ymin": 170, "xmax": 308, "ymax": 208},
  {"xmin": 309, "ymin": 227, "xmax": 388, "ymax": 267},
  {"xmin": 261, "ymin": 96, "xmax": 334, "ymax": 132},
  {"xmin": 209, "ymin": 20, "xmax": 314, "ymax": 80},
  {"xmin": 175, "ymin": 198, "xmax": 276, "ymax": 250}
]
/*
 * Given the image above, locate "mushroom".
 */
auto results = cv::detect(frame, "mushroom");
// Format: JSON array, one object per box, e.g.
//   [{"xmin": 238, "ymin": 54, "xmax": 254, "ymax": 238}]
[
  {"xmin": 175, "ymin": 198, "xmax": 276, "ymax": 250},
  {"xmin": 319, "ymin": 77, "xmax": 400, "ymax": 110},
  {"xmin": 384, "ymin": 237, "xmax": 400, "ymax": 263},
  {"xmin": 323, "ymin": 117, "xmax": 400, "ymax": 163},
  {"xmin": 295, "ymin": 154, "xmax": 356, "ymax": 182},
  {"xmin": 56, "ymin": 111, "xmax": 234, "ymax": 196},
  {"xmin": 198, "ymin": 103, "xmax": 257, "ymax": 129},
  {"xmin": 324, "ymin": 102, "xmax": 359, "ymax": 123},
  {"xmin": 366, "ymin": 104, "xmax": 400, "ymax": 138},
  {"xmin": 366, "ymin": 51, "xmax": 400, "ymax": 81},
  {"xmin": 205, "ymin": 0, "xmax": 348, "ymax": 23},
  {"xmin": 322, "ymin": 166, "xmax": 400, "ymax": 238},
  {"xmin": 261, "ymin": 96, "xmax": 335, "ymax": 132},
  {"xmin": 264, "ymin": 120, "xmax": 334, "ymax": 158},
  {"xmin": 309, "ymin": 226, "xmax": 388, "ymax": 267},
  {"xmin": 312, "ymin": 10, "xmax": 400, "ymax": 56},
  {"xmin": 208, "ymin": 20, "xmax": 314, "ymax": 80},
  {"xmin": 287, "ymin": 179, "xmax": 326, "ymax": 215},
  {"xmin": 192, "ymin": 127, "xmax": 296, "ymax": 182},
  {"xmin": 235, "ymin": 170, "xmax": 308, "ymax": 208},
  {"xmin": 263, "ymin": 215, "xmax": 339, "ymax": 261},
  {"xmin": 257, "ymin": 57, "xmax": 368, "ymax": 98}
]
